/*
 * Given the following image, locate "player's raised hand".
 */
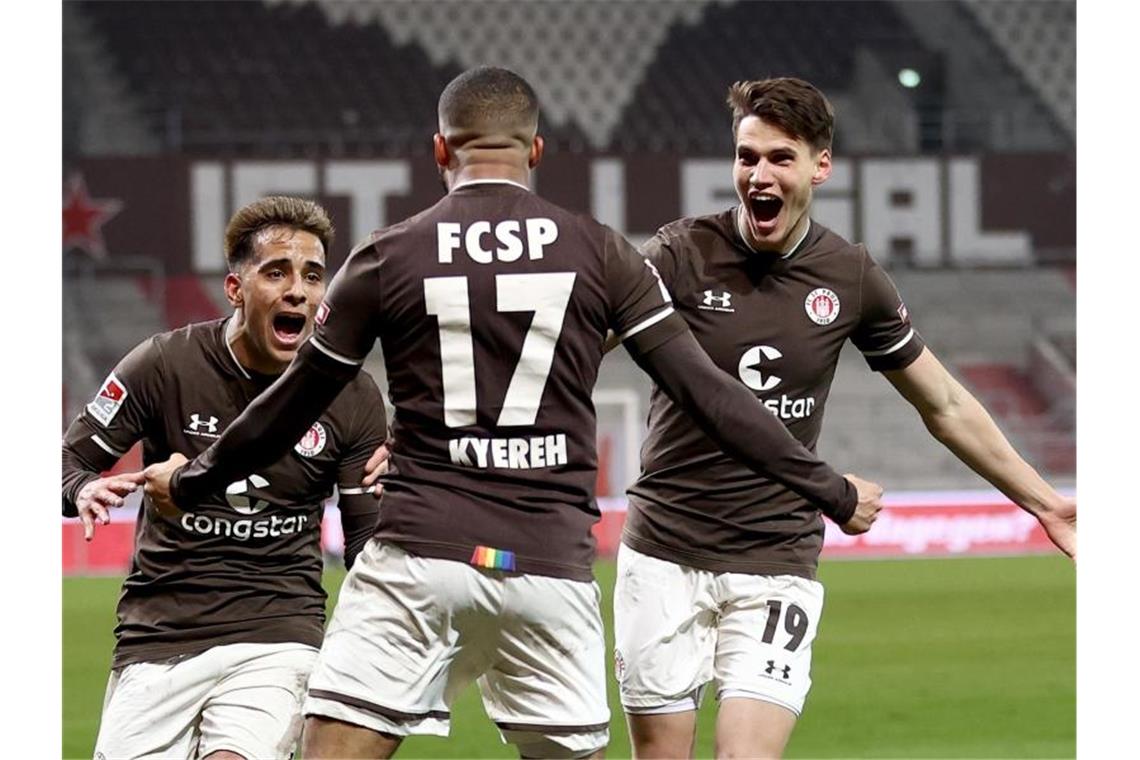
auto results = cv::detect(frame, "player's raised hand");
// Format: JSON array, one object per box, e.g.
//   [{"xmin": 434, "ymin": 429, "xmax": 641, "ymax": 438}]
[
  {"xmin": 362, "ymin": 441, "xmax": 391, "ymax": 499},
  {"xmin": 839, "ymin": 474, "xmax": 884, "ymax": 535},
  {"xmin": 143, "ymin": 453, "xmax": 189, "ymax": 519},
  {"xmin": 76, "ymin": 471, "xmax": 146, "ymax": 541},
  {"xmin": 1037, "ymin": 496, "xmax": 1076, "ymax": 560}
]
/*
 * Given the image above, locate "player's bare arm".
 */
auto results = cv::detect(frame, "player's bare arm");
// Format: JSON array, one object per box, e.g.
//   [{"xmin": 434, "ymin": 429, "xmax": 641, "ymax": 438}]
[{"xmin": 883, "ymin": 347, "xmax": 1075, "ymax": 559}]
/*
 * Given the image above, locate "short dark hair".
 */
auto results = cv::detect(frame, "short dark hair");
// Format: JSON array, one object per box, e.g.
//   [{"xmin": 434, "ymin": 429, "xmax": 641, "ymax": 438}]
[
  {"xmin": 727, "ymin": 78, "xmax": 834, "ymax": 153},
  {"xmin": 223, "ymin": 196, "xmax": 334, "ymax": 271},
  {"xmin": 437, "ymin": 66, "xmax": 539, "ymax": 145}
]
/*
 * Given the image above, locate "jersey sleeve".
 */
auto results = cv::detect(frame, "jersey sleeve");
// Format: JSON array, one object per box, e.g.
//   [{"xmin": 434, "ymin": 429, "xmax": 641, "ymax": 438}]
[
  {"xmin": 333, "ymin": 380, "xmax": 387, "ymax": 568},
  {"xmin": 310, "ymin": 237, "xmax": 384, "ymax": 367},
  {"xmin": 851, "ymin": 248, "xmax": 926, "ymax": 372},
  {"xmin": 638, "ymin": 228, "xmax": 682, "ymax": 294},
  {"xmin": 61, "ymin": 336, "xmax": 165, "ymax": 515},
  {"xmin": 604, "ymin": 227, "xmax": 688, "ymax": 357}
]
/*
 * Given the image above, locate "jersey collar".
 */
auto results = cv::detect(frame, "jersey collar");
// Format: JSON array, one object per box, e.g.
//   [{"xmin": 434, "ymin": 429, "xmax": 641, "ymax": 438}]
[
  {"xmin": 221, "ymin": 316, "xmax": 253, "ymax": 380},
  {"xmin": 450, "ymin": 178, "xmax": 532, "ymax": 193},
  {"xmin": 734, "ymin": 206, "xmax": 811, "ymax": 260}
]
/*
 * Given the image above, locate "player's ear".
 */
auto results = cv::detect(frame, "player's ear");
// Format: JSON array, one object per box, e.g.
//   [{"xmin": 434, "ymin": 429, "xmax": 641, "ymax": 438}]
[
  {"xmin": 529, "ymin": 135, "xmax": 544, "ymax": 169},
  {"xmin": 812, "ymin": 148, "xmax": 832, "ymax": 186},
  {"xmin": 224, "ymin": 271, "xmax": 243, "ymax": 308},
  {"xmin": 433, "ymin": 133, "xmax": 450, "ymax": 170}
]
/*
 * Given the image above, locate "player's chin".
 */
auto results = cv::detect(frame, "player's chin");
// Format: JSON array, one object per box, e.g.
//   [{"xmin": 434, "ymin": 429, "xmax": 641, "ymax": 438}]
[{"xmin": 267, "ymin": 334, "xmax": 306, "ymax": 363}]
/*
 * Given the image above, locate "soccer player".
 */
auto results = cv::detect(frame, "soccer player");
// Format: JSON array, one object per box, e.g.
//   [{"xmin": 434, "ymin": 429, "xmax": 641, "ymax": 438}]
[
  {"xmin": 612, "ymin": 77, "xmax": 1078, "ymax": 759},
  {"xmin": 62, "ymin": 197, "xmax": 388, "ymax": 760},
  {"xmin": 143, "ymin": 67, "xmax": 884, "ymax": 759}
]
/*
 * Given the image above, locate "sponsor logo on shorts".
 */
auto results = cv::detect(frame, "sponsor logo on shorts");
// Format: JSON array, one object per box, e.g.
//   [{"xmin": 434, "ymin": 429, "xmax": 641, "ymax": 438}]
[
  {"xmin": 764, "ymin": 660, "xmax": 792, "ymax": 681},
  {"xmin": 805, "ymin": 287, "xmax": 840, "ymax": 325},
  {"xmin": 87, "ymin": 373, "xmax": 127, "ymax": 426},
  {"xmin": 294, "ymin": 421, "xmax": 327, "ymax": 457}
]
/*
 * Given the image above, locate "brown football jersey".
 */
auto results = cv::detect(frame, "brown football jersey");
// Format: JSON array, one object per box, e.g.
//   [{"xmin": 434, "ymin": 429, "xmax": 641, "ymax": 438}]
[
  {"xmin": 624, "ymin": 209, "xmax": 924, "ymax": 579},
  {"xmin": 62, "ymin": 319, "xmax": 386, "ymax": 668},
  {"xmin": 312, "ymin": 179, "xmax": 686, "ymax": 581}
]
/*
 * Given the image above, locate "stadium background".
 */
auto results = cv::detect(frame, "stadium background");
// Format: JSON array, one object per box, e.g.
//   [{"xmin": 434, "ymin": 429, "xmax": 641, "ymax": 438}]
[{"xmin": 61, "ymin": 1, "xmax": 1075, "ymax": 757}]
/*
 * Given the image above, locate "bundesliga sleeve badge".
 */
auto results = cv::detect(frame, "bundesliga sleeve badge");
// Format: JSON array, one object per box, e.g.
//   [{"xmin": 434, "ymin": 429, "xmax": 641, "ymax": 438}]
[
  {"xmin": 87, "ymin": 373, "xmax": 128, "ymax": 426},
  {"xmin": 805, "ymin": 287, "xmax": 840, "ymax": 325}
]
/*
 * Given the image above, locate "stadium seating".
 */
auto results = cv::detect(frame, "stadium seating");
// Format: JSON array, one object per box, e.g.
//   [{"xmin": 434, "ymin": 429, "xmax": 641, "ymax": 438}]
[
  {"xmin": 963, "ymin": 0, "xmax": 1075, "ymax": 137},
  {"xmin": 68, "ymin": 0, "xmax": 1071, "ymax": 156}
]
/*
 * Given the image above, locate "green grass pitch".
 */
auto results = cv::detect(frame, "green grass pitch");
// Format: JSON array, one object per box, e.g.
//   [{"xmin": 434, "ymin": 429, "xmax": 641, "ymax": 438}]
[{"xmin": 63, "ymin": 555, "xmax": 1074, "ymax": 758}]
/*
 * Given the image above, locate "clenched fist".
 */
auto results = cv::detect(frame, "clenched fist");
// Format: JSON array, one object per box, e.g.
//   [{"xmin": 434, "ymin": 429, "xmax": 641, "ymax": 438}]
[{"xmin": 839, "ymin": 474, "xmax": 884, "ymax": 535}]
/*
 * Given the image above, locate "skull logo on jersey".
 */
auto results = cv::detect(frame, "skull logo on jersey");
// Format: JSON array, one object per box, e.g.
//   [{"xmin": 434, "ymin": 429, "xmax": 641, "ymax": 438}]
[{"xmin": 226, "ymin": 474, "xmax": 271, "ymax": 515}]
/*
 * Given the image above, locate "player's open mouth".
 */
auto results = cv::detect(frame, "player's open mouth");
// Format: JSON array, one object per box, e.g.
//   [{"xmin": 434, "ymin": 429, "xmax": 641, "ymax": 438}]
[
  {"xmin": 272, "ymin": 313, "xmax": 307, "ymax": 346},
  {"xmin": 749, "ymin": 194, "xmax": 783, "ymax": 232}
]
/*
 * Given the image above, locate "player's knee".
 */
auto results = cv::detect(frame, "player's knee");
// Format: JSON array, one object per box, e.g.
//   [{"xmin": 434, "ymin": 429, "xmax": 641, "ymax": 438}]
[
  {"xmin": 302, "ymin": 714, "xmax": 401, "ymax": 759},
  {"xmin": 714, "ymin": 732, "xmax": 788, "ymax": 760}
]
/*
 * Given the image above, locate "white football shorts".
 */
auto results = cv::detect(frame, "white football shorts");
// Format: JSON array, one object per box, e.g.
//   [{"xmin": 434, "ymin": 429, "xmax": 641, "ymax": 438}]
[
  {"xmin": 304, "ymin": 539, "xmax": 610, "ymax": 758},
  {"xmin": 93, "ymin": 640, "xmax": 318, "ymax": 760},
  {"xmin": 613, "ymin": 543, "xmax": 825, "ymax": 717}
]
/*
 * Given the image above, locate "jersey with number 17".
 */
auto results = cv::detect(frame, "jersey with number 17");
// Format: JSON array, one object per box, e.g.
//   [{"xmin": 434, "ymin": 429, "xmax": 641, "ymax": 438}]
[{"xmin": 311, "ymin": 179, "xmax": 684, "ymax": 581}]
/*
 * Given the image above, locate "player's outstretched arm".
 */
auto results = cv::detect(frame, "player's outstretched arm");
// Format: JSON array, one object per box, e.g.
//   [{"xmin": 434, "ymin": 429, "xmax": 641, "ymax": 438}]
[
  {"xmin": 883, "ymin": 347, "xmax": 1075, "ymax": 559},
  {"xmin": 145, "ymin": 341, "xmax": 365, "ymax": 514},
  {"xmin": 629, "ymin": 329, "xmax": 877, "ymax": 527}
]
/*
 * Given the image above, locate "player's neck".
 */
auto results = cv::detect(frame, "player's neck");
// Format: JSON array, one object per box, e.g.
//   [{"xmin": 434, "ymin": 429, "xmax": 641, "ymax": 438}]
[
  {"xmin": 448, "ymin": 162, "xmax": 531, "ymax": 192},
  {"xmin": 737, "ymin": 206, "xmax": 812, "ymax": 258},
  {"xmin": 225, "ymin": 313, "xmax": 287, "ymax": 377}
]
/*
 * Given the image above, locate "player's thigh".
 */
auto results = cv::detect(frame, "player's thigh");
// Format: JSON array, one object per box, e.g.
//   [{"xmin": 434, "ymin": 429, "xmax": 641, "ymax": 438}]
[
  {"xmin": 613, "ymin": 543, "xmax": 718, "ymax": 713},
  {"xmin": 94, "ymin": 655, "xmax": 216, "ymax": 760},
  {"xmin": 713, "ymin": 573, "xmax": 825, "ymax": 719},
  {"xmin": 714, "ymin": 697, "xmax": 798, "ymax": 759},
  {"xmin": 196, "ymin": 642, "xmax": 318, "ymax": 760},
  {"xmin": 479, "ymin": 573, "xmax": 610, "ymax": 758},
  {"xmin": 304, "ymin": 540, "xmax": 495, "ymax": 740}
]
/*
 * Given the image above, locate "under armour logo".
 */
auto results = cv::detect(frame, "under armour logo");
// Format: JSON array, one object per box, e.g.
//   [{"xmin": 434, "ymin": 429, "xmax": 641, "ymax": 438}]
[
  {"xmin": 188, "ymin": 414, "xmax": 219, "ymax": 433},
  {"xmin": 701, "ymin": 290, "xmax": 733, "ymax": 309},
  {"xmin": 765, "ymin": 660, "xmax": 791, "ymax": 680}
]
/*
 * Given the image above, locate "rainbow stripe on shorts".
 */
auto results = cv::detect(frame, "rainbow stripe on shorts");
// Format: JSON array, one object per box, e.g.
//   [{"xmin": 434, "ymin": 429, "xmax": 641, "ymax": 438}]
[{"xmin": 470, "ymin": 545, "xmax": 516, "ymax": 571}]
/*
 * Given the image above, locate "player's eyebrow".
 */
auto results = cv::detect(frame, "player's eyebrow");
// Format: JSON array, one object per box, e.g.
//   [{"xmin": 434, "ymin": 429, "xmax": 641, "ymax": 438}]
[{"xmin": 258, "ymin": 257, "xmax": 325, "ymax": 273}]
